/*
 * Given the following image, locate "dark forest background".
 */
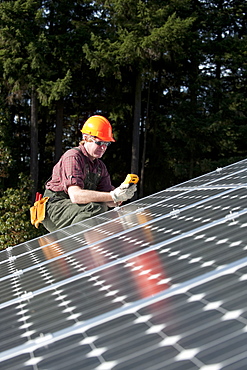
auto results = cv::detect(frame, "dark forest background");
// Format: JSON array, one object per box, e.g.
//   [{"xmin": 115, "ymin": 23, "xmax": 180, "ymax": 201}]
[{"xmin": 0, "ymin": 0, "xmax": 246, "ymax": 248}]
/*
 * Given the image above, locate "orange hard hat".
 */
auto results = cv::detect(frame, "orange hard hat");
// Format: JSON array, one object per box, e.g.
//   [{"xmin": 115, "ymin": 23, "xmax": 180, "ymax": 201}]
[{"xmin": 81, "ymin": 115, "xmax": 115, "ymax": 142}]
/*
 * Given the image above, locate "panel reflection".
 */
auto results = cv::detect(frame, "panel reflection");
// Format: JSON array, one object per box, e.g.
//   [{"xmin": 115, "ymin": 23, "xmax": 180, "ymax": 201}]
[
  {"xmin": 39, "ymin": 235, "xmax": 74, "ymax": 278},
  {"xmin": 37, "ymin": 209, "xmax": 170, "ymax": 307}
]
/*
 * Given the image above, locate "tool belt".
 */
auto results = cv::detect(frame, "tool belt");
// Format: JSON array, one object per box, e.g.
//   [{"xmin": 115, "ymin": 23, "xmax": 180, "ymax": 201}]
[{"xmin": 30, "ymin": 192, "xmax": 49, "ymax": 228}]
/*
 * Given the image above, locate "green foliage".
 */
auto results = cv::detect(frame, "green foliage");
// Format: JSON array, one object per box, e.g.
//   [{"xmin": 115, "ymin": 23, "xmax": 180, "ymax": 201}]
[
  {"xmin": 84, "ymin": 0, "xmax": 194, "ymax": 78},
  {"xmin": 0, "ymin": 108, "xmax": 12, "ymax": 181},
  {"xmin": 0, "ymin": 173, "xmax": 46, "ymax": 250},
  {"xmin": 0, "ymin": 141, "xmax": 12, "ymax": 179},
  {"xmin": 0, "ymin": 0, "xmax": 246, "ymax": 244},
  {"xmin": 37, "ymin": 70, "xmax": 72, "ymax": 105}
]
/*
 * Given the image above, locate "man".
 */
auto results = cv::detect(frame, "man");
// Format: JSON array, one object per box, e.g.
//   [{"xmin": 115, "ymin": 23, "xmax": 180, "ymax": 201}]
[{"xmin": 42, "ymin": 115, "xmax": 137, "ymax": 232}]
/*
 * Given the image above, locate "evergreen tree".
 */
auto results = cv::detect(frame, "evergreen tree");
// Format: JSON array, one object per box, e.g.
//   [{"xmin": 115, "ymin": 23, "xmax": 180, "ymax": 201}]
[
  {"xmin": 0, "ymin": 1, "xmax": 94, "ymax": 199},
  {"xmin": 83, "ymin": 0, "xmax": 194, "ymax": 192},
  {"xmin": 0, "ymin": 0, "xmax": 246, "ymax": 248},
  {"xmin": 0, "ymin": 0, "xmax": 46, "ymax": 199},
  {"xmin": 165, "ymin": 0, "xmax": 247, "ymax": 183}
]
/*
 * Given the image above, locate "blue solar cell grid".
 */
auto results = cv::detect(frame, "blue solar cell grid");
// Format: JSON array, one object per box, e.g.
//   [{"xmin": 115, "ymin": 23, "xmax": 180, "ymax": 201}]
[{"xmin": 1, "ymin": 159, "xmax": 247, "ymax": 369}]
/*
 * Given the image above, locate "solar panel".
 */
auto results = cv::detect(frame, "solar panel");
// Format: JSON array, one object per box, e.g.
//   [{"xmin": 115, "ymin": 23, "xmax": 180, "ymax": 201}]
[{"xmin": 1, "ymin": 159, "xmax": 247, "ymax": 369}]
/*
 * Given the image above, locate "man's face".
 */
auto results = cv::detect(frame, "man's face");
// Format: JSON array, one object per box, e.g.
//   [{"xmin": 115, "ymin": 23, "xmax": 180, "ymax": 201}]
[{"xmin": 84, "ymin": 136, "xmax": 110, "ymax": 160}]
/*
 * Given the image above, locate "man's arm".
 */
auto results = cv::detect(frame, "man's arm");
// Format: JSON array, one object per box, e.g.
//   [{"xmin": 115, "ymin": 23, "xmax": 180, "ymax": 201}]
[{"xmin": 68, "ymin": 185, "xmax": 116, "ymax": 207}]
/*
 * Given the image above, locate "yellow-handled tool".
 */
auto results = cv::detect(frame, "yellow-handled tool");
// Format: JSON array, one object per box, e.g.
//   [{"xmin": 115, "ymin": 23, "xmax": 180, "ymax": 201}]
[{"xmin": 123, "ymin": 174, "xmax": 139, "ymax": 186}]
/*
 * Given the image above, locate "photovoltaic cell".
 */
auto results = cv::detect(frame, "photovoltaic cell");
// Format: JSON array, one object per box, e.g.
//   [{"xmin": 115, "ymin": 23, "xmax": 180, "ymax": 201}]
[{"xmin": 1, "ymin": 159, "xmax": 247, "ymax": 369}]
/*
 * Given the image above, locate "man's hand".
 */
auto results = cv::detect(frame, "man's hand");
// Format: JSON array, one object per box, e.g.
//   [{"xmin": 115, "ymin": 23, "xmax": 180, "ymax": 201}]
[{"xmin": 110, "ymin": 183, "xmax": 137, "ymax": 203}]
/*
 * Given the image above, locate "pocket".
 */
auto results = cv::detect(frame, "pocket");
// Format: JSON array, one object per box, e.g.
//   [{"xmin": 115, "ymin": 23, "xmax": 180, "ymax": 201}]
[
  {"xmin": 30, "ymin": 204, "xmax": 37, "ymax": 225},
  {"xmin": 30, "ymin": 197, "xmax": 49, "ymax": 228}
]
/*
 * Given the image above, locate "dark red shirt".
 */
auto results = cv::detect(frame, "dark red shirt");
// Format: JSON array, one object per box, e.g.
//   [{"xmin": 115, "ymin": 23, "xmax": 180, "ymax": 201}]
[{"xmin": 46, "ymin": 144, "xmax": 114, "ymax": 194}]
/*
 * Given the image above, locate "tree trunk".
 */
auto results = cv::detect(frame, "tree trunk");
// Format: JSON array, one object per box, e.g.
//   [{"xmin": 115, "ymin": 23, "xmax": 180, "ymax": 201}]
[
  {"xmin": 30, "ymin": 86, "xmax": 39, "ymax": 203},
  {"xmin": 55, "ymin": 98, "xmax": 64, "ymax": 163},
  {"xmin": 131, "ymin": 71, "xmax": 142, "ymax": 200},
  {"xmin": 140, "ymin": 80, "xmax": 151, "ymax": 198},
  {"xmin": 131, "ymin": 71, "xmax": 142, "ymax": 175}
]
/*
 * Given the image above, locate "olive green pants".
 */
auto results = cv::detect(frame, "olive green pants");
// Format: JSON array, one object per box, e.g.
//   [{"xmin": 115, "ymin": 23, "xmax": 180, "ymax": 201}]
[{"xmin": 42, "ymin": 189, "xmax": 108, "ymax": 232}]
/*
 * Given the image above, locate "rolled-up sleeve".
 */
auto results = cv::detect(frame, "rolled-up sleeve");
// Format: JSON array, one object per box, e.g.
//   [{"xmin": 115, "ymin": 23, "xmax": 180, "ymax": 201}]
[
  {"xmin": 46, "ymin": 150, "xmax": 87, "ymax": 193},
  {"xmin": 62, "ymin": 155, "xmax": 86, "ymax": 192},
  {"xmin": 46, "ymin": 147, "xmax": 115, "ymax": 194}
]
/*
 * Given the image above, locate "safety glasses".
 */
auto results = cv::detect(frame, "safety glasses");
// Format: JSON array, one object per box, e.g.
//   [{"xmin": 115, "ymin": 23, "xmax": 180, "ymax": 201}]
[{"xmin": 89, "ymin": 138, "xmax": 111, "ymax": 147}]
